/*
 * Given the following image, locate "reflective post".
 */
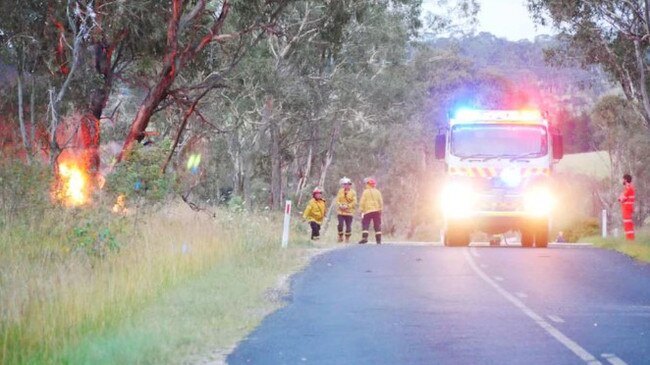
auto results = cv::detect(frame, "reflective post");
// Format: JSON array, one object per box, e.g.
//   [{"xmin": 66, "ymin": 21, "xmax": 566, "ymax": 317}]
[
  {"xmin": 601, "ymin": 209, "xmax": 607, "ymax": 238},
  {"xmin": 282, "ymin": 200, "xmax": 292, "ymax": 248}
]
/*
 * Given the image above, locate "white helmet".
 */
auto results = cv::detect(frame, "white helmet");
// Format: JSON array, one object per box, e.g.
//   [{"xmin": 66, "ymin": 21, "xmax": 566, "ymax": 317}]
[{"xmin": 339, "ymin": 177, "xmax": 352, "ymax": 185}]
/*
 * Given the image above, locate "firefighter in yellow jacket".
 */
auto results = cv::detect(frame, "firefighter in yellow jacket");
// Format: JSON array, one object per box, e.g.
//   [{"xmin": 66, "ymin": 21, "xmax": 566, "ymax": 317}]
[
  {"xmin": 303, "ymin": 187, "xmax": 327, "ymax": 240},
  {"xmin": 359, "ymin": 177, "xmax": 383, "ymax": 244},
  {"xmin": 336, "ymin": 177, "xmax": 357, "ymax": 243}
]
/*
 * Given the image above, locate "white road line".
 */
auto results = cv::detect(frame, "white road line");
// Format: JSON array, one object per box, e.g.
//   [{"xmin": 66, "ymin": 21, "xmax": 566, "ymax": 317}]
[
  {"xmin": 493, "ymin": 276, "xmax": 504, "ymax": 282},
  {"xmin": 470, "ymin": 247, "xmax": 480, "ymax": 257},
  {"xmin": 463, "ymin": 250, "xmax": 602, "ymax": 365},
  {"xmin": 547, "ymin": 315, "xmax": 565, "ymax": 323},
  {"xmin": 601, "ymin": 353, "xmax": 628, "ymax": 365},
  {"xmin": 516, "ymin": 292, "xmax": 528, "ymax": 299}
]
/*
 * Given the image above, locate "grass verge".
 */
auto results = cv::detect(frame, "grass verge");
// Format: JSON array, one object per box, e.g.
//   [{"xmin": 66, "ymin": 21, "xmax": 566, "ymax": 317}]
[
  {"xmin": 1, "ymin": 201, "xmax": 324, "ymax": 364},
  {"xmin": 581, "ymin": 234, "xmax": 650, "ymax": 263}
]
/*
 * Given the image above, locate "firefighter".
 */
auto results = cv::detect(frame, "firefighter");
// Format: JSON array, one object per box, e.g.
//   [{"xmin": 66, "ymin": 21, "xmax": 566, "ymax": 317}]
[
  {"xmin": 618, "ymin": 174, "xmax": 635, "ymax": 240},
  {"xmin": 336, "ymin": 177, "xmax": 357, "ymax": 243},
  {"xmin": 303, "ymin": 187, "xmax": 327, "ymax": 240},
  {"xmin": 359, "ymin": 177, "xmax": 383, "ymax": 244}
]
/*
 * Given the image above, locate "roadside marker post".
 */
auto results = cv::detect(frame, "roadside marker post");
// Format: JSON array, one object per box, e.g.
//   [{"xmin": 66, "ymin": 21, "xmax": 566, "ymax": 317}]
[
  {"xmin": 601, "ymin": 209, "xmax": 607, "ymax": 238},
  {"xmin": 282, "ymin": 200, "xmax": 292, "ymax": 248}
]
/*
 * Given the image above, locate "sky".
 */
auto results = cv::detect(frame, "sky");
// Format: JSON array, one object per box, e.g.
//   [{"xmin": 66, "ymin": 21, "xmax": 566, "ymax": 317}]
[{"xmin": 421, "ymin": 0, "xmax": 557, "ymax": 41}]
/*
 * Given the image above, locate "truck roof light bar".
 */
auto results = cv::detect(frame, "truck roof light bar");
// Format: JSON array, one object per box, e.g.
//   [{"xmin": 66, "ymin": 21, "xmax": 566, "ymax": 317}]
[{"xmin": 452, "ymin": 109, "xmax": 543, "ymax": 123}]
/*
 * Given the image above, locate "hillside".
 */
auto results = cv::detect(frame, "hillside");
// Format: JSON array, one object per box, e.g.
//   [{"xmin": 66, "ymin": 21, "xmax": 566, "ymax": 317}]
[{"xmin": 556, "ymin": 151, "xmax": 611, "ymax": 179}]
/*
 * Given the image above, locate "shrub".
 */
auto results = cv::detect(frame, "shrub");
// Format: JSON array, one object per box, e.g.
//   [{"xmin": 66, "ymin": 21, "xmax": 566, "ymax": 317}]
[
  {"xmin": 561, "ymin": 217, "xmax": 601, "ymax": 242},
  {"xmin": 0, "ymin": 159, "xmax": 52, "ymax": 226},
  {"xmin": 105, "ymin": 140, "xmax": 177, "ymax": 203}
]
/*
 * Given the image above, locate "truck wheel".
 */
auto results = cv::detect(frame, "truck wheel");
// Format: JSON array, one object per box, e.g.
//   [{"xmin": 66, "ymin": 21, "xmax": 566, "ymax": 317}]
[
  {"xmin": 445, "ymin": 227, "xmax": 470, "ymax": 247},
  {"xmin": 534, "ymin": 225, "xmax": 549, "ymax": 248},
  {"xmin": 521, "ymin": 229, "xmax": 534, "ymax": 248}
]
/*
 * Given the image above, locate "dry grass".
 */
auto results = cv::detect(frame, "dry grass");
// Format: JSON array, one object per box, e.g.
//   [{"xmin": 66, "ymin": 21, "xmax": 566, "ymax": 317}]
[{"xmin": 0, "ymin": 201, "xmax": 318, "ymax": 364}]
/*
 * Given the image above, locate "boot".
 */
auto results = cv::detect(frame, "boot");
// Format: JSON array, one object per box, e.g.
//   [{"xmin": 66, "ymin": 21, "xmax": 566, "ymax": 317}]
[
  {"xmin": 375, "ymin": 233, "xmax": 382, "ymax": 244},
  {"xmin": 345, "ymin": 234, "xmax": 351, "ymax": 243},
  {"xmin": 338, "ymin": 233, "xmax": 344, "ymax": 243},
  {"xmin": 358, "ymin": 232, "xmax": 368, "ymax": 244}
]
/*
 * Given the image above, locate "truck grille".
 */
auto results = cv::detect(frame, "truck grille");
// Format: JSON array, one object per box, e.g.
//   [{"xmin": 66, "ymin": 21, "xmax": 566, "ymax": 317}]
[{"xmin": 476, "ymin": 193, "xmax": 522, "ymax": 212}]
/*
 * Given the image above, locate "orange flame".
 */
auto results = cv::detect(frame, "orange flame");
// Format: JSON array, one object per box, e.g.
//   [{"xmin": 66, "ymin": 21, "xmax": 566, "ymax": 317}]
[
  {"xmin": 112, "ymin": 194, "xmax": 127, "ymax": 214},
  {"xmin": 54, "ymin": 157, "xmax": 90, "ymax": 207}
]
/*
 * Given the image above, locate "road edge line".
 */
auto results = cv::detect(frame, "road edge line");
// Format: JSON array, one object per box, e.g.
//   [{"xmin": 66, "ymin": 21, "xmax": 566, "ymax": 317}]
[{"xmin": 462, "ymin": 250, "xmax": 602, "ymax": 365}]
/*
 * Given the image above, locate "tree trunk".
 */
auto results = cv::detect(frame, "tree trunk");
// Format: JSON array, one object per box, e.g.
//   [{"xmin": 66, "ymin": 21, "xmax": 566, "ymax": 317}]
[
  {"xmin": 82, "ymin": 40, "xmax": 118, "ymax": 175},
  {"xmin": 633, "ymin": 39, "xmax": 650, "ymax": 127},
  {"xmin": 295, "ymin": 144, "xmax": 312, "ymax": 206},
  {"xmin": 29, "ymin": 77, "xmax": 36, "ymax": 158},
  {"xmin": 118, "ymin": 0, "xmax": 183, "ymax": 161},
  {"xmin": 228, "ymin": 129, "xmax": 243, "ymax": 197},
  {"xmin": 119, "ymin": 0, "xmax": 232, "ymax": 162},
  {"xmin": 16, "ymin": 69, "xmax": 31, "ymax": 163},
  {"xmin": 119, "ymin": 61, "xmax": 177, "ymax": 161},
  {"xmin": 318, "ymin": 120, "xmax": 341, "ymax": 189},
  {"xmin": 48, "ymin": 88, "xmax": 60, "ymax": 167},
  {"xmin": 267, "ymin": 96, "xmax": 282, "ymax": 210}
]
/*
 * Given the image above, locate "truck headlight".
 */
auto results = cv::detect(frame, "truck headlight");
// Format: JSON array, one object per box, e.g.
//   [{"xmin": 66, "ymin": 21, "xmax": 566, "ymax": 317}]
[
  {"xmin": 441, "ymin": 182, "xmax": 477, "ymax": 218},
  {"xmin": 524, "ymin": 188, "xmax": 555, "ymax": 216}
]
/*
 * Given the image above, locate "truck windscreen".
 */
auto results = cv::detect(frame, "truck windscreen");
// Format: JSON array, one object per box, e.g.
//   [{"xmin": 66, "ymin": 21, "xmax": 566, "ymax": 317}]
[{"xmin": 451, "ymin": 124, "xmax": 548, "ymax": 158}]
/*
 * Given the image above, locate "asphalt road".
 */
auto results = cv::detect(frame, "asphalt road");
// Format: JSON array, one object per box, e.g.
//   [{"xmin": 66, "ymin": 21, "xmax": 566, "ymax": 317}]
[{"xmin": 227, "ymin": 244, "xmax": 650, "ymax": 365}]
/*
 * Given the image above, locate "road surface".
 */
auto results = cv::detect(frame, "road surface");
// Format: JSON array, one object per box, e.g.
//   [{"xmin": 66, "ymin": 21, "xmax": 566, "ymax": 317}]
[{"xmin": 227, "ymin": 244, "xmax": 650, "ymax": 365}]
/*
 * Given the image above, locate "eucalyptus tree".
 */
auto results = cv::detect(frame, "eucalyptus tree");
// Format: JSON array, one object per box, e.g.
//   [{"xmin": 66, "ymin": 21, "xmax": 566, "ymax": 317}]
[{"xmin": 527, "ymin": 0, "xmax": 650, "ymax": 127}]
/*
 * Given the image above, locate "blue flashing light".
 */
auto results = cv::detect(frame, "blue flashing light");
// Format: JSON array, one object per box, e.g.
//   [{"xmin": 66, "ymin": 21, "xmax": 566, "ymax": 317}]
[{"xmin": 454, "ymin": 109, "xmax": 483, "ymax": 122}]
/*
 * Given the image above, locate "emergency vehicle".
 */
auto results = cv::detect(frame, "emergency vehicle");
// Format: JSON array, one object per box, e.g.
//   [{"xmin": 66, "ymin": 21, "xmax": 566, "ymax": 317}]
[{"xmin": 435, "ymin": 109, "xmax": 564, "ymax": 247}]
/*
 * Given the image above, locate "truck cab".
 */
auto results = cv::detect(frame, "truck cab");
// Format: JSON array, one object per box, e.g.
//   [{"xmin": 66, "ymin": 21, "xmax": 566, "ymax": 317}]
[{"xmin": 435, "ymin": 109, "xmax": 564, "ymax": 247}]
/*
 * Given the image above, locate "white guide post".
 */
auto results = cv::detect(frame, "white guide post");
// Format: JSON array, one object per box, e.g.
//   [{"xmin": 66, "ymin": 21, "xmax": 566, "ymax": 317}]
[
  {"xmin": 282, "ymin": 200, "xmax": 292, "ymax": 248},
  {"xmin": 601, "ymin": 209, "xmax": 607, "ymax": 238}
]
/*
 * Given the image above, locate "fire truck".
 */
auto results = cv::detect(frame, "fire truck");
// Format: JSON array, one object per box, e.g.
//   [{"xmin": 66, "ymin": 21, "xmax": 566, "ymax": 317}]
[{"xmin": 435, "ymin": 109, "xmax": 564, "ymax": 247}]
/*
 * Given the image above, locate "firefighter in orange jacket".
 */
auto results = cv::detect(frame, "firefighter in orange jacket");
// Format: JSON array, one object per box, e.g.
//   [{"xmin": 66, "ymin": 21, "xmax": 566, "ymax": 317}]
[
  {"xmin": 303, "ymin": 187, "xmax": 327, "ymax": 240},
  {"xmin": 618, "ymin": 174, "xmax": 635, "ymax": 240},
  {"xmin": 336, "ymin": 177, "xmax": 357, "ymax": 243},
  {"xmin": 359, "ymin": 177, "xmax": 383, "ymax": 244}
]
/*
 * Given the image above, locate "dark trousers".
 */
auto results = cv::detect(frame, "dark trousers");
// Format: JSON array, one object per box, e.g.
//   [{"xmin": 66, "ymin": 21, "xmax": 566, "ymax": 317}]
[
  {"xmin": 361, "ymin": 211, "xmax": 382, "ymax": 234},
  {"xmin": 309, "ymin": 221, "xmax": 321, "ymax": 240},
  {"xmin": 337, "ymin": 215, "xmax": 353, "ymax": 236}
]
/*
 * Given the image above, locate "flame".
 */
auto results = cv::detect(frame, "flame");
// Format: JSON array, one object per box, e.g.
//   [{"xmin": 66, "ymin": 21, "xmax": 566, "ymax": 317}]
[
  {"xmin": 54, "ymin": 158, "xmax": 90, "ymax": 207},
  {"xmin": 112, "ymin": 194, "xmax": 127, "ymax": 214}
]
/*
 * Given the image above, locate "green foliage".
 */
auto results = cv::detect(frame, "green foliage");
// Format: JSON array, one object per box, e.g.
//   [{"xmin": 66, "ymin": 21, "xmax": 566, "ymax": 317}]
[
  {"xmin": 105, "ymin": 141, "xmax": 177, "ymax": 203},
  {"xmin": 591, "ymin": 96, "xmax": 650, "ymax": 224},
  {"xmin": 561, "ymin": 218, "xmax": 601, "ymax": 243},
  {"xmin": 583, "ymin": 231, "xmax": 650, "ymax": 263},
  {"xmin": 227, "ymin": 195, "xmax": 247, "ymax": 213},
  {"xmin": 70, "ymin": 218, "xmax": 123, "ymax": 258},
  {"xmin": 0, "ymin": 158, "xmax": 52, "ymax": 226},
  {"xmin": 527, "ymin": 0, "xmax": 650, "ymax": 125}
]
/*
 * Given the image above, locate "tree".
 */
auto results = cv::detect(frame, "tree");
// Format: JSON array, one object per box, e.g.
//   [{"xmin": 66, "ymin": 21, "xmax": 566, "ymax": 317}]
[
  {"xmin": 117, "ymin": 0, "xmax": 293, "ymax": 162},
  {"xmin": 591, "ymin": 95, "xmax": 650, "ymax": 225},
  {"xmin": 528, "ymin": 0, "xmax": 650, "ymax": 128}
]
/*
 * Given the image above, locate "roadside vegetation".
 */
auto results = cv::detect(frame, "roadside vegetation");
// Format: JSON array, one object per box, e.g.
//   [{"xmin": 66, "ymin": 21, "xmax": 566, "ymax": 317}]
[
  {"xmin": 1, "ymin": 198, "xmax": 318, "ymax": 364},
  {"xmin": 3, "ymin": 0, "xmax": 650, "ymax": 362},
  {"xmin": 581, "ymin": 229, "xmax": 650, "ymax": 264}
]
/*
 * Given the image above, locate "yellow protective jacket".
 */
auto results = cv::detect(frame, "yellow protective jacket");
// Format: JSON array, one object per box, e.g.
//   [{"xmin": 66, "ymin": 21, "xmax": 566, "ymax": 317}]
[
  {"xmin": 303, "ymin": 198, "xmax": 327, "ymax": 224},
  {"xmin": 359, "ymin": 186, "xmax": 383, "ymax": 214},
  {"xmin": 336, "ymin": 188, "xmax": 357, "ymax": 216}
]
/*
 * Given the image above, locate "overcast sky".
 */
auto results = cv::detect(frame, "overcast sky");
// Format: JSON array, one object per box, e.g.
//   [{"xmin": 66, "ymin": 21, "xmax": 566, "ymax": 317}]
[{"xmin": 421, "ymin": 0, "xmax": 556, "ymax": 41}]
